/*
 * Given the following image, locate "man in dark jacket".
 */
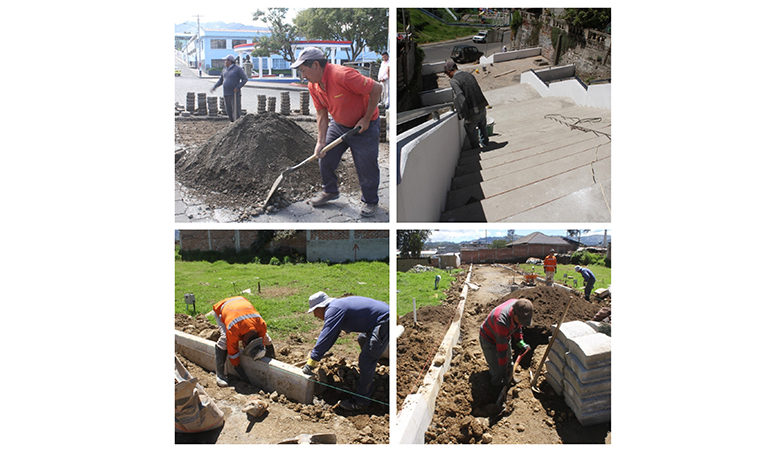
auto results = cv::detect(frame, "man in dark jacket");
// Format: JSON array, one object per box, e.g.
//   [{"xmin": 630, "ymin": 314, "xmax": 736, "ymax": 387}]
[
  {"xmin": 302, "ymin": 291, "xmax": 389, "ymax": 412},
  {"xmin": 210, "ymin": 54, "xmax": 249, "ymax": 121},
  {"xmin": 445, "ymin": 59, "xmax": 490, "ymax": 149},
  {"xmin": 575, "ymin": 265, "xmax": 597, "ymax": 300}
]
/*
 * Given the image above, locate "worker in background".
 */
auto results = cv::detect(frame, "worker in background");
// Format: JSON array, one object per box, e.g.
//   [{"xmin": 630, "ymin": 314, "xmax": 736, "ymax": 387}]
[
  {"xmin": 575, "ymin": 265, "xmax": 597, "ymax": 301},
  {"xmin": 303, "ymin": 292, "xmax": 389, "ymax": 412},
  {"xmin": 479, "ymin": 298, "xmax": 533, "ymax": 389},
  {"xmin": 212, "ymin": 296, "xmax": 275, "ymax": 387},
  {"xmin": 445, "ymin": 59, "xmax": 490, "ymax": 149},
  {"xmin": 544, "ymin": 249, "xmax": 557, "ymax": 286},
  {"xmin": 292, "ymin": 47, "xmax": 383, "ymax": 217},
  {"xmin": 210, "ymin": 54, "xmax": 249, "ymax": 122},
  {"xmin": 377, "ymin": 52, "xmax": 390, "ymax": 109}
]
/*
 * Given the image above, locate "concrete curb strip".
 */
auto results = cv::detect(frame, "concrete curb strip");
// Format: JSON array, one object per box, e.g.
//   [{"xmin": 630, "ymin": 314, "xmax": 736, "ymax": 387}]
[
  {"xmin": 175, "ymin": 330, "xmax": 314, "ymax": 404},
  {"xmin": 394, "ymin": 265, "xmax": 473, "ymax": 443}
]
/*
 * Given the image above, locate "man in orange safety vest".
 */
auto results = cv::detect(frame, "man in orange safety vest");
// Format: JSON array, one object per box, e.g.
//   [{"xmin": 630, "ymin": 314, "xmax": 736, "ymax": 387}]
[
  {"xmin": 212, "ymin": 296, "xmax": 274, "ymax": 387},
  {"xmin": 544, "ymin": 249, "xmax": 557, "ymax": 286}
]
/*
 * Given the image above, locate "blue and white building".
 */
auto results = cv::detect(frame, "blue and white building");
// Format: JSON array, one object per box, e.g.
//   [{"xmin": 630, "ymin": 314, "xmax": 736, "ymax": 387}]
[{"xmin": 180, "ymin": 23, "xmax": 385, "ymax": 78}]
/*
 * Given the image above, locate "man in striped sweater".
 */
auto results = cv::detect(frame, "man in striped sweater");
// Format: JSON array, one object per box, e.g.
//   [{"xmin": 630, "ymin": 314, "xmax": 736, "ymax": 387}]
[{"xmin": 479, "ymin": 297, "xmax": 534, "ymax": 388}]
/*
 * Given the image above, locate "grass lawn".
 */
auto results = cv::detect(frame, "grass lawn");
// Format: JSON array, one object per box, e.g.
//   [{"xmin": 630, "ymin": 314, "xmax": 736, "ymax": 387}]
[
  {"xmin": 396, "ymin": 268, "xmax": 462, "ymax": 317},
  {"xmin": 176, "ymin": 257, "xmax": 389, "ymax": 346},
  {"xmin": 519, "ymin": 263, "xmax": 611, "ymax": 291},
  {"xmin": 401, "ymin": 8, "xmax": 476, "ymax": 44}
]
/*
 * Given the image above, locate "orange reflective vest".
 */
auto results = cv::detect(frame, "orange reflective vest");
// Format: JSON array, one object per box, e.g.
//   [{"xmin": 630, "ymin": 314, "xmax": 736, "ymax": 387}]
[
  {"xmin": 544, "ymin": 255, "xmax": 557, "ymax": 273},
  {"xmin": 213, "ymin": 296, "xmax": 267, "ymax": 367}
]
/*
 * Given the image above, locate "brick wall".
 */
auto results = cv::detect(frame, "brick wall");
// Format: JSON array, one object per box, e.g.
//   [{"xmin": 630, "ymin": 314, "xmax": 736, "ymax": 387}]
[{"xmin": 397, "ymin": 257, "xmax": 433, "ymax": 272}]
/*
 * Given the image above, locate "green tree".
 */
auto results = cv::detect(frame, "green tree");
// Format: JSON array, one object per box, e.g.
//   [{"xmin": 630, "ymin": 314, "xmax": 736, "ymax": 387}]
[
  {"xmin": 506, "ymin": 229, "xmax": 517, "ymax": 242},
  {"xmin": 509, "ymin": 9, "xmax": 522, "ymax": 48},
  {"xmin": 294, "ymin": 8, "xmax": 388, "ymax": 61},
  {"xmin": 252, "ymin": 8, "xmax": 299, "ymax": 63},
  {"xmin": 490, "ymin": 239, "xmax": 508, "ymax": 249},
  {"xmin": 397, "ymin": 230, "xmax": 432, "ymax": 258},
  {"xmin": 561, "ymin": 8, "xmax": 611, "ymax": 31}
]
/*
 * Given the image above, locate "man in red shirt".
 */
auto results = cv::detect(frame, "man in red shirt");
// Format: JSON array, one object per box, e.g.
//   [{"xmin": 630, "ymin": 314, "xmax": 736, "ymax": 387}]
[{"xmin": 291, "ymin": 47, "xmax": 383, "ymax": 217}]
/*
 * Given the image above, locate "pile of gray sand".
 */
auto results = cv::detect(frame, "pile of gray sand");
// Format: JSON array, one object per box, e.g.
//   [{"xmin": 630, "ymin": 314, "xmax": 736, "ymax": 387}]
[{"xmin": 175, "ymin": 113, "xmax": 321, "ymax": 209}]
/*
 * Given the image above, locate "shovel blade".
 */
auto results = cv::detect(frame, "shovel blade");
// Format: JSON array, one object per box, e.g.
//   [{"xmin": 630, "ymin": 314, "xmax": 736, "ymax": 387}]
[{"xmin": 263, "ymin": 173, "xmax": 285, "ymax": 206}]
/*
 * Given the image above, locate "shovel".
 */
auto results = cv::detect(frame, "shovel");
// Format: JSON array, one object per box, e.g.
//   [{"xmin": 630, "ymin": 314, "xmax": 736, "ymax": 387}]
[
  {"xmin": 262, "ymin": 125, "xmax": 361, "ymax": 207},
  {"xmin": 529, "ymin": 293, "xmax": 575, "ymax": 393},
  {"xmin": 278, "ymin": 433, "xmax": 337, "ymax": 444},
  {"xmin": 494, "ymin": 347, "xmax": 529, "ymax": 411}
]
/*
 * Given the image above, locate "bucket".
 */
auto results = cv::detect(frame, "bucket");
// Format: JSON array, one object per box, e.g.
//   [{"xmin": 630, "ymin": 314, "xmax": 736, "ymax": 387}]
[{"xmin": 486, "ymin": 116, "xmax": 495, "ymax": 136}]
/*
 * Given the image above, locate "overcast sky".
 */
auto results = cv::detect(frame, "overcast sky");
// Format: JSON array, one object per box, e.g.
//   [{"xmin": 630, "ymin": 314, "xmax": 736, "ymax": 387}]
[{"xmin": 428, "ymin": 229, "xmax": 610, "ymax": 243}]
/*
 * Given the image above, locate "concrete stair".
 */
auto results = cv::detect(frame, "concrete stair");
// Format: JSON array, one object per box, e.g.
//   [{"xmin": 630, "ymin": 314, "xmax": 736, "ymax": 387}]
[{"xmin": 440, "ymin": 85, "xmax": 611, "ymax": 222}]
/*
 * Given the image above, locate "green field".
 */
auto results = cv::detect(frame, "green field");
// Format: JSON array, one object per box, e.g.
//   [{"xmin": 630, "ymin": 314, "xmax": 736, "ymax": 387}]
[
  {"xmin": 396, "ymin": 268, "xmax": 462, "ymax": 317},
  {"xmin": 520, "ymin": 263, "xmax": 611, "ymax": 291},
  {"xmin": 176, "ymin": 257, "xmax": 389, "ymax": 342}
]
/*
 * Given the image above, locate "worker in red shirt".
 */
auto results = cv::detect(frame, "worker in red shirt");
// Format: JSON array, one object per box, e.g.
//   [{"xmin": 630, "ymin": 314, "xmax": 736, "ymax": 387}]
[
  {"xmin": 212, "ymin": 296, "xmax": 274, "ymax": 387},
  {"xmin": 544, "ymin": 249, "xmax": 557, "ymax": 286},
  {"xmin": 479, "ymin": 298, "xmax": 533, "ymax": 389},
  {"xmin": 291, "ymin": 47, "xmax": 383, "ymax": 218}
]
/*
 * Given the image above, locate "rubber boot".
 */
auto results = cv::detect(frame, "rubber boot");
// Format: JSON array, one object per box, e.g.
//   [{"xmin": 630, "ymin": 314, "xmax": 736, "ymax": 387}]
[{"xmin": 215, "ymin": 346, "xmax": 229, "ymax": 387}]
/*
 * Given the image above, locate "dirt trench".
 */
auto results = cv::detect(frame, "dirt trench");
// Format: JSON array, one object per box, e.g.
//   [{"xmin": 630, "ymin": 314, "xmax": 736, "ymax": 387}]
[
  {"xmin": 398, "ymin": 264, "xmax": 610, "ymax": 444},
  {"xmin": 174, "ymin": 314, "xmax": 389, "ymax": 444},
  {"xmin": 396, "ymin": 269, "xmax": 466, "ymax": 409}
]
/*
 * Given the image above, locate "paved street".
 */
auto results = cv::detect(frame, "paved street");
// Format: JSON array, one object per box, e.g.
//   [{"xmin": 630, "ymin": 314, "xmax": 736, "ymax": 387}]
[
  {"xmin": 175, "ymin": 56, "xmax": 315, "ymax": 116},
  {"xmin": 419, "ymin": 30, "xmax": 511, "ymax": 64}
]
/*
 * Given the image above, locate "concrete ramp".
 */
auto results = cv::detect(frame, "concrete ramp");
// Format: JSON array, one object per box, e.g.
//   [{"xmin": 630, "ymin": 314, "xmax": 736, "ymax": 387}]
[
  {"xmin": 440, "ymin": 83, "xmax": 610, "ymax": 222},
  {"xmin": 175, "ymin": 330, "xmax": 314, "ymax": 404}
]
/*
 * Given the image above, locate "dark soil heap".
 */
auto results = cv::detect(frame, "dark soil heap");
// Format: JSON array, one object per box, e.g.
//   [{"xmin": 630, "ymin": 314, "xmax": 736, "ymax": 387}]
[{"xmin": 175, "ymin": 113, "xmax": 321, "ymax": 208}]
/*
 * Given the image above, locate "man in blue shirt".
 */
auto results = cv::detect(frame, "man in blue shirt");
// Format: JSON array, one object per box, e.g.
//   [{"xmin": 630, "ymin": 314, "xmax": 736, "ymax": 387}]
[
  {"xmin": 302, "ymin": 292, "xmax": 389, "ymax": 412},
  {"xmin": 575, "ymin": 265, "xmax": 596, "ymax": 300},
  {"xmin": 210, "ymin": 55, "xmax": 249, "ymax": 121}
]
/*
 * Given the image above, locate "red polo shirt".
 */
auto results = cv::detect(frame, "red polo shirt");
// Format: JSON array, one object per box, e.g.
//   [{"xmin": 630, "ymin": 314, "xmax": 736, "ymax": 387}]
[{"xmin": 308, "ymin": 63, "xmax": 379, "ymax": 128}]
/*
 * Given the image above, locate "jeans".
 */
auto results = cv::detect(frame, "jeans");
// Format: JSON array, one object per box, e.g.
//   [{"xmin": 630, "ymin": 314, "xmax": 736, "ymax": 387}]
[
  {"xmin": 584, "ymin": 279, "xmax": 595, "ymax": 300},
  {"xmin": 319, "ymin": 118, "xmax": 380, "ymax": 204},
  {"xmin": 223, "ymin": 93, "xmax": 241, "ymax": 122},
  {"xmin": 464, "ymin": 107, "xmax": 489, "ymax": 148},
  {"xmin": 355, "ymin": 320, "xmax": 389, "ymax": 404},
  {"xmin": 479, "ymin": 332, "xmax": 510, "ymax": 388}
]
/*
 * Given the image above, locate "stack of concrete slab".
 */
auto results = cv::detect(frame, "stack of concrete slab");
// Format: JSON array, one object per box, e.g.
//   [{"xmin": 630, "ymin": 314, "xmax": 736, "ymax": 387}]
[
  {"xmin": 186, "ymin": 92, "xmax": 196, "ymax": 112},
  {"xmin": 300, "ymin": 91, "xmax": 310, "ymax": 115},
  {"xmin": 257, "ymin": 95, "xmax": 267, "ymax": 114},
  {"xmin": 280, "ymin": 91, "xmax": 291, "ymax": 115},
  {"xmin": 267, "ymin": 96, "xmax": 276, "ymax": 113},
  {"xmin": 196, "ymin": 93, "xmax": 207, "ymax": 116},
  {"xmin": 206, "ymin": 97, "xmax": 218, "ymax": 117},
  {"xmin": 544, "ymin": 320, "xmax": 610, "ymax": 426}
]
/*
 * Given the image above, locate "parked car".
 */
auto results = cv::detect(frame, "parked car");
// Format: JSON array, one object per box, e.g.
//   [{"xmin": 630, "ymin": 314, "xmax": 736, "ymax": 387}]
[
  {"xmin": 472, "ymin": 30, "xmax": 488, "ymax": 43},
  {"xmin": 450, "ymin": 45, "xmax": 484, "ymax": 64},
  {"xmin": 175, "ymin": 69, "xmax": 182, "ymax": 77}
]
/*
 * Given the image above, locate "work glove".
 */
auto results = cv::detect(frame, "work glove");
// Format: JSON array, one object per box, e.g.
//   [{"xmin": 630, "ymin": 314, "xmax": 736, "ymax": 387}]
[
  {"xmin": 302, "ymin": 357, "xmax": 319, "ymax": 376},
  {"xmin": 515, "ymin": 339, "xmax": 530, "ymax": 354}
]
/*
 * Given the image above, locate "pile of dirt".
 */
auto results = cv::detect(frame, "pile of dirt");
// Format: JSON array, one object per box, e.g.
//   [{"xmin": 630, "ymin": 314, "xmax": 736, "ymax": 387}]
[
  {"xmin": 315, "ymin": 355, "xmax": 390, "ymax": 416},
  {"xmin": 175, "ymin": 313, "xmax": 220, "ymax": 340},
  {"xmin": 175, "ymin": 113, "xmax": 321, "ymax": 209},
  {"xmin": 396, "ymin": 270, "xmax": 466, "ymax": 409}
]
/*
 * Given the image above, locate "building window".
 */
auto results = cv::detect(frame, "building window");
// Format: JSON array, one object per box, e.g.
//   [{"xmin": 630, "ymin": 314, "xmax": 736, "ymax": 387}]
[
  {"xmin": 232, "ymin": 39, "xmax": 247, "ymax": 47},
  {"xmin": 211, "ymin": 59, "xmax": 225, "ymax": 70},
  {"xmin": 211, "ymin": 39, "xmax": 226, "ymax": 49}
]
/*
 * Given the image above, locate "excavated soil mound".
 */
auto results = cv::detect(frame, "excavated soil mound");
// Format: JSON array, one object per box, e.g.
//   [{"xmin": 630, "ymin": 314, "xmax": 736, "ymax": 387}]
[
  {"xmin": 396, "ymin": 304, "xmax": 455, "ymax": 409},
  {"xmin": 396, "ymin": 271, "xmax": 466, "ymax": 409},
  {"xmin": 175, "ymin": 113, "xmax": 321, "ymax": 208},
  {"xmin": 315, "ymin": 355, "xmax": 390, "ymax": 416}
]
